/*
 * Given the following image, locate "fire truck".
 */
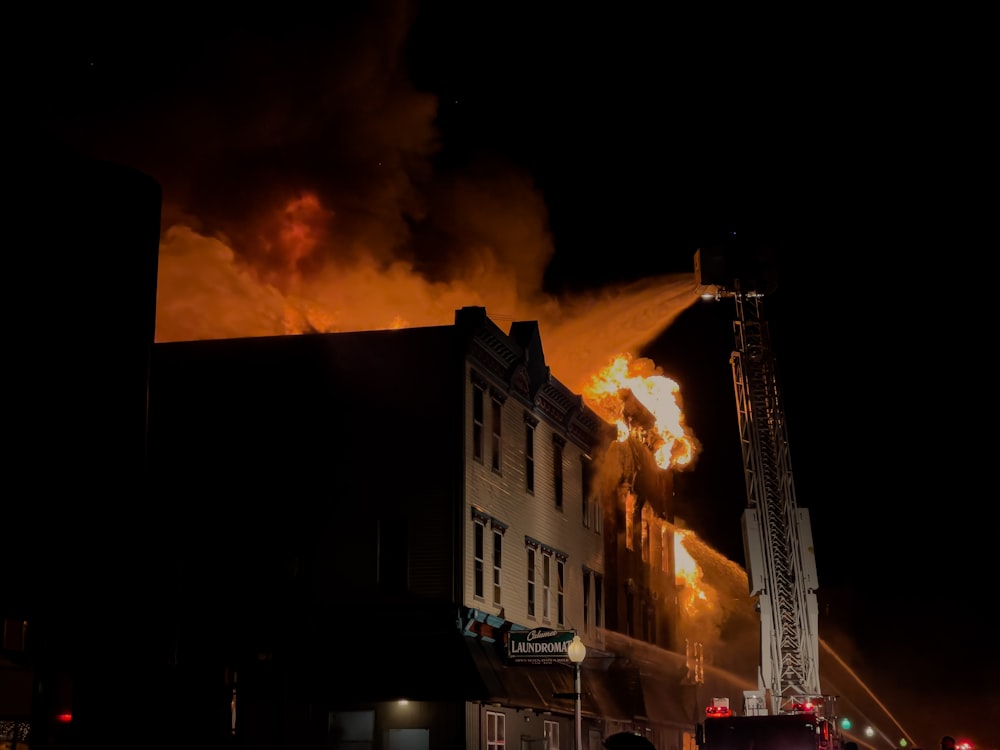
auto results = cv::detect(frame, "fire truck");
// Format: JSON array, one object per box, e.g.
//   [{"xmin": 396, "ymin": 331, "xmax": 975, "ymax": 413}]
[{"xmin": 692, "ymin": 241, "xmax": 843, "ymax": 750}]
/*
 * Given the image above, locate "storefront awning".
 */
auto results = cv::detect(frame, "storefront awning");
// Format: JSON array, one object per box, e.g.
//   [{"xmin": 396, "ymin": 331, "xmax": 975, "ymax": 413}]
[{"xmin": 463, "ymin": 634, "xmax": 648, "ymax": 721}]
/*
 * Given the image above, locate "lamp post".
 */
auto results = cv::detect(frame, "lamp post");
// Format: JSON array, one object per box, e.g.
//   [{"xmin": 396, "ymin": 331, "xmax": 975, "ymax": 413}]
[{"xmin": 567, "ymin": 634, "xmax": 587, "ymax": 750}]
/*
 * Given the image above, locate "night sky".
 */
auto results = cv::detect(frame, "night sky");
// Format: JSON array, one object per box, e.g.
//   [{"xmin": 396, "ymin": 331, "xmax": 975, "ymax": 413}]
[{"xmin": 14, "ymin": 4, "xmax": 994, "ymax": 746}]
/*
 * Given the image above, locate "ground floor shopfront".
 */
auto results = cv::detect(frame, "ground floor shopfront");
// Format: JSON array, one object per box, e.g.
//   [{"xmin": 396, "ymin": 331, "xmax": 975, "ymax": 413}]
[
  {"xmin": 1, "ymin": 602, "xmax": 755, "ymax": 749},
  {"xmin": 313, "ymin": 610, "xmax": 754, "ymax": 750},
  {"xmin": 323, "ymin": 696, "xmax": 683, "ymax": 750}
]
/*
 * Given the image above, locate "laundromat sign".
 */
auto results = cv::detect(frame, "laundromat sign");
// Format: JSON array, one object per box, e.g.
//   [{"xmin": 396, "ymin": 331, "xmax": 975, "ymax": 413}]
[{"xmin": 506, "ymin": 628, "xmax": 575, "ymax": 664}]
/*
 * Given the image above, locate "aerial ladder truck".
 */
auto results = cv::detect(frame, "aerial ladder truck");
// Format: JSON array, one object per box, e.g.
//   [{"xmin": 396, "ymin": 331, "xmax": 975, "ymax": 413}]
[{"xmin": 692, "ymin": 240, "xmax": 843, "ymax": 750}]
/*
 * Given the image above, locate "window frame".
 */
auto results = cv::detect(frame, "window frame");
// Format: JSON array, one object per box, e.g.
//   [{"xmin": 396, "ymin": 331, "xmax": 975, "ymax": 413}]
[
  {"xmin": 490, "ymin": 391, "xmax": 503, "ymax": 474},
  {"xmin": 542, "ymin": 551, "xmax": 551, "ymax": 622},
  {"xmin": 472, "ymin": 375, "xmax": 485, "ymax": 463},
  {"xmin": 641, "ymin": 518, "xmax": 650, "ymax": 563},
  {"xmin": 556, "ymin": 558, "xmax": 565, "ymax": 627},
  {"xmin": 474, "ymin": 517, "xmax": 485, "ymax": 600},
  {"xmin": 486, "ymin": 709, "xmax": 506, "ymax": 750},
  {"xmin": 524, "ymin": 414, "xmax": 538, "ymax": 494},
  {"xmin": 594, "ymin": 573, "xmax": 603, "ymax": 629},
  {"xmin": 492, "ymin": 526, "xmax": 503, "ymax": 606},
  {"xmin": 526, "ymin": 546, "xmax": 537, "ymax": 619},
  {"xmin": 552, "ymin": 435, "xmax": 565, "ymax": 510}
]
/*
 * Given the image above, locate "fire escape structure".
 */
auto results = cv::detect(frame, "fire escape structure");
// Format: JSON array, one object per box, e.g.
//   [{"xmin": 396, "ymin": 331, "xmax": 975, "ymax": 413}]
[{"xmin": 695, "ymin": 244, "xmax": 822, "ymax": 717}]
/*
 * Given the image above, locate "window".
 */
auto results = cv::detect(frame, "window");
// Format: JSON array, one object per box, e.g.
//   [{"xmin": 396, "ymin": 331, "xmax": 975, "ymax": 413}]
[
  {"xmin": 583, "ymin": 569, "xmax": 591, "ymax": 631},
  {"xmin": 641, "ymin": 518, "xmax": 650, "ymax": 563},
  {"xmin": 542, "ymin": 551, "xmax": 551, "ymax": 622},
  {"xmin": 493, "ymin": 528, "xmax": 503, "ymax": 606},
  {"xmin": 328, "ymin": 710, "xmax": 374, "ymax": 745},
  {"xmin": 473, "ymin": 379, "xmax": 484, "ymax": 463},
  {"xmin": 588, "ymin": 729, "xmax": 603, "ymax": 750},
  {"xmin": 474, "ymin": 518, "xmax": 485, "ymax": 599},
  {"xmin": 543, "ymin": 720, "xmax": 560, "ymax": 750},
  {"xmin": 474, "ymin": 512, "xmax": 507, "ymax": 608},
  {"xmin": 388, "ymin": 729, "xmax": 429, "ymax": 748},
  {"xmin": 525, "ymin": 415, "xmax": 537, "ymax": 494},
  {"xmin": 552, "ymin": 435, "xmax": 565, "ymax": 509},
  {"xmin": 527, "ymin": 547, "xmax": 536, "ymax": 618},
  {"xmin": 643, "ymin": 600, "xmax": 656, "ymax": 642},
  {"xmin": 594, "ymin": 574, "xmax": 603, "ymax": 629},
  {"xmin": 490, "ymin": 395, "xmax": 503, "ymax": 473},
  {"xmin": 624, "ymin": 491, "xmax": 635, "ymax": 550},
  {"xmin": 556, "ymin": 559, "xmax": 565, "ymax": 626},
  {"xmin": 593, "ymin": 496, "xmax": 602, "ymax": 534},
  {"xmin": 581, "ymin": 455, "xmax": 591, "ymax": 527},
  {"xmin": 661, "ymin": 527, "xmax": 670, "ymax": 572},
  {"xmin": 486, "ymin": 710, "xmax": 505, "ymax": 750},
  {"xmin": 527, "ymin": 540, "xmax": 568, "ymax": 627}
]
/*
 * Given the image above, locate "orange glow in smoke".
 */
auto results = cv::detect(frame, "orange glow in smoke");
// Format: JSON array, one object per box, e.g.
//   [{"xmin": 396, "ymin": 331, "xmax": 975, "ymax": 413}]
[
  {"xmin": 276, "ymin": 193, "xmax": 327, "ymax": 266},
  {"xmin": 254, "ymin": 192, "xmax": 333, "ymax": 286},
  {"xmin": 582, "ymin": 353, "xmax": 697, "ymax": 471}
]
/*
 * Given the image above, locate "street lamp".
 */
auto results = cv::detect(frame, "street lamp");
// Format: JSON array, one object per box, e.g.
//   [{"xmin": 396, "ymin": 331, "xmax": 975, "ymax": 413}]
[{"xmin": 567, "ymin": 634, "xmax": 587, "ymax": 750}]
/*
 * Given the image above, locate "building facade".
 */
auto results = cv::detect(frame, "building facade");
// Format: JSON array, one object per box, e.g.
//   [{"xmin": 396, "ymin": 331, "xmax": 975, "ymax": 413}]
[
  {"xmin": 0, "ymin": 154, "xmax": 873, "ymax": 750},
  {"xmin": 142, "ymin": 305, "xmax": 758, "ymax": 750}
]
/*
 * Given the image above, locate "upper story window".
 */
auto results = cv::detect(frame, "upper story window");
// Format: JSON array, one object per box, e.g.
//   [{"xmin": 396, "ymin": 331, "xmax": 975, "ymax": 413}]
[
  {"xmin": 556, "ymin": 558, "xmax": 565, "ymax": 627},
  {"xmin": 524, "ymin": 414, "xmax": 538, "ymax": 494},
  {"xmin": 583, "ymin": 568, "xmax": 591, "ymax": 631},
  {"xmin": 643, "ymin": 599, "xmax": 656, "ymax": 643},
  {"xmin": 492, "ymin": 527, "xmax": 503, "ymax": 606},
  {"xmin": 472, "ymin": 374, "xmax": 485, "ymax": 463},
  {"xmin": 490, "ymin": 389, "xmax": 505, "ymax": 474},
  {"xmin": 552, "ymin": 435, "xmax": 565, "ymax": 510},
  {"xmin": 641, "ymin": 518, "xmax": 650, "ymax": 563},
  {"xmin": 661, "ymin": 527, "xmax": 670, "ymax": 572},
  {"xmin": 474, "ymin": 517, "xmax": 485, "ymax": 600},
  {"xmin": 581, "ymin": 455, "xmax": 591, "ymax": 527},
  {"xmin": 472, "ymin": 509, "xmax": 508, "ymax": 609},
  {"xmin": 624, "ymin": 491, "xmax": 636, "ymax": 551},
  {"xmin": 542, "ymin": 551, "xmax": 551, "ymax": 622},
  {"xmin": 526, "ymin": 546, "xmax": 537, "ymax": 619},
  {"xmin": 526, "ymin": 537, "xmax": 567, "ymax": 626},
  {"xmin": 594, "ymin": 573, "xmax": 603, "ymax": 629}
]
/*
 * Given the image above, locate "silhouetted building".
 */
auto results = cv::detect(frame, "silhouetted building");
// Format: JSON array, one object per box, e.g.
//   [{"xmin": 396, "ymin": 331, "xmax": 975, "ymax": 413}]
[
  {"xmin": 0, "ymin": 150, "xmax": 882, "ymax": 750},
  {"xmin": 146, "ymin": 307, "xmax": 738, "ymax": 749},
  {"xmin": 3, "ymin": 150, "xmax": 161, "ymax": 750}
]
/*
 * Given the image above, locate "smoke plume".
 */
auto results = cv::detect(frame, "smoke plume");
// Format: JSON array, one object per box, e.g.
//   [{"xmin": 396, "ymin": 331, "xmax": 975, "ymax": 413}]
[{"xmin": 55, "ymin": 10, "xmax": 707, "ymax": 391}]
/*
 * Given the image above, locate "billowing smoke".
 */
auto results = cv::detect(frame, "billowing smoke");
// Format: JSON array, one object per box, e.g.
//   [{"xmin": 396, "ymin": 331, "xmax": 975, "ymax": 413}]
[
  {"xmin": 37, "ymin": 9, "xmax": 706, "ymax": 392},
  {"xmin": 24, "ymin": 6, "xmax": 986, "ymax": 746},
  {"xmin": 155, "ymin": 218, "xmax": 700, "ymax": 393}
]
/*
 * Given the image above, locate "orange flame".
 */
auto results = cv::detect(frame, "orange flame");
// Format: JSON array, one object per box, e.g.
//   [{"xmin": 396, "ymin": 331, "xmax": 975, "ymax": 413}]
[
  {"xmin": 674, "ymin": 530, "xmax": 710, "ymax": 616},
  {"xmin": 582, "ymin": 353, "xmax": 697, "ymax": 470}
]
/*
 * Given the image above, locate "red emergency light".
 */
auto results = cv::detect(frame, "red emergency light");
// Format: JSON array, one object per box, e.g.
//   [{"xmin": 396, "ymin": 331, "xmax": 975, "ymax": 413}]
[{"xmin": 705, "ymin": 705, "xmax": 732, "ymax": 718}]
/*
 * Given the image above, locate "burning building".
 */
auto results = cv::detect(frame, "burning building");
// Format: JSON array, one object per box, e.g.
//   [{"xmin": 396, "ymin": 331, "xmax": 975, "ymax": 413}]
[
  {"xmin": 1, "ymin": 152, "xmax": 756, "ymax": 749},
  {"xmin": 140, "ymin": 305, "xmax": 753, "ymax": 749}
]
